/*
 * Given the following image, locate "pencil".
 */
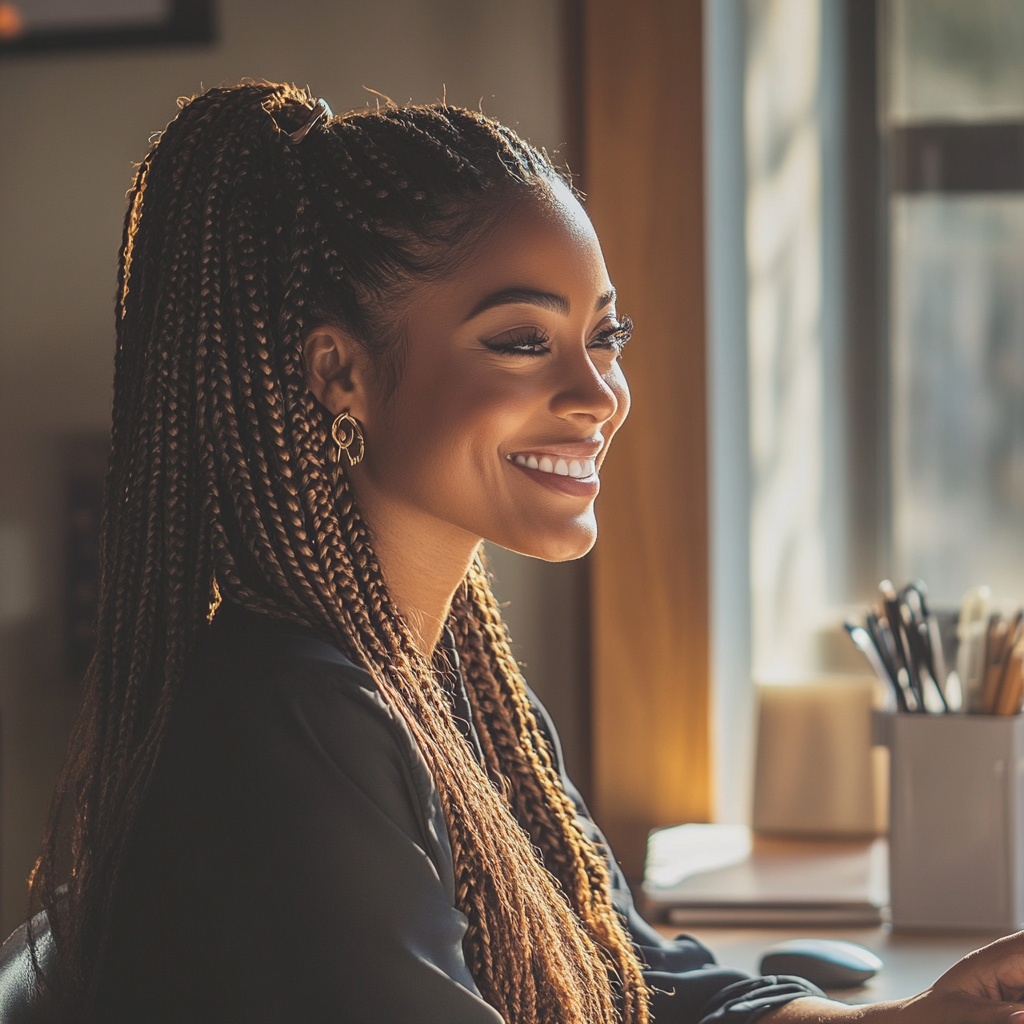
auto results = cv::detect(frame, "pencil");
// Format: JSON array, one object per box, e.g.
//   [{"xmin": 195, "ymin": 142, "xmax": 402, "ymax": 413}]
[
  {"xmin": 996, "ymin": 641, "xmax": 1024, "ymax": 716},
  {"xmin": 981, "ymin": 614, "xmax": 1009, "ymax": 714}
]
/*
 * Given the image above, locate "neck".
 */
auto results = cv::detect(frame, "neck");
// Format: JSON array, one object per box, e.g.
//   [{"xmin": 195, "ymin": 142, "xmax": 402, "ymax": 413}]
[{"xmin": 354, "ymin": 490, "xmax": 481, "ymax": 655}]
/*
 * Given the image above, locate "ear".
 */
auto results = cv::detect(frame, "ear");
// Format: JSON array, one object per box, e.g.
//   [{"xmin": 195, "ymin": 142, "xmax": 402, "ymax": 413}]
[{"xmin": 301, "ymin": 324, "xmax": 371, "ymax": 423}]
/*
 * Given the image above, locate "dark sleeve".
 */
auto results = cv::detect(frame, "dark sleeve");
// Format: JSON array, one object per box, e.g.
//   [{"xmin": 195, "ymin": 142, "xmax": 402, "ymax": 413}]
[
  {"xmin": 100, "ymin": 633, "xmax": 503, "ymax": 1024},
  {"xmin": 525, "ymin": 688, "xmax": 825, "ymax": 1024}
]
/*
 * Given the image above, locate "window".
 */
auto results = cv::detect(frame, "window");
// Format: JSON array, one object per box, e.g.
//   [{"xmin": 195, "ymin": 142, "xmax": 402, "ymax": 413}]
[
  {"xmin": 709, "ymin": 0, "xmax": 1024, "ymax": 821},
  {"xmin": 887, "ymin": 0, "xmax": 1024, "ymax": 605}
]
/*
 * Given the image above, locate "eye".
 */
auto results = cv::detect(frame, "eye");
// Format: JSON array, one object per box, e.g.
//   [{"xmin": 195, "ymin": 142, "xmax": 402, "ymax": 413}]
[
  {"xmin": 588, "ymin": 314, "xmax": 633, "ymax": 355},
  {"xmin": 481, "ymin": 327, "xmax": 551, "ymax": 357}
]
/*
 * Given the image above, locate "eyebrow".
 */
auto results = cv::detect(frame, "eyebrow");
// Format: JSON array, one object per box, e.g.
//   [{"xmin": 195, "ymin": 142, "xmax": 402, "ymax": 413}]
[{"xmin": 464, "ymin": 286, "xmax": 617, "ymax": 322}]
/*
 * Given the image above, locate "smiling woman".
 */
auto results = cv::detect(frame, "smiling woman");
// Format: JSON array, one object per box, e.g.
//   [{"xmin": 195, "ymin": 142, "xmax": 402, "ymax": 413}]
[
  {"xmin": 301, "ymin": 182, "xmax": 631, "ymax": 638},
  {"xmin": 12, "ymin": 80, "xmax": 1024, "ymax": 1024}
]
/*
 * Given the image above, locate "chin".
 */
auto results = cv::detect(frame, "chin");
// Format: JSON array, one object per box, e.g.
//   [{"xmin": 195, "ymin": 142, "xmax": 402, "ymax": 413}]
[{"xmin": 501, "ymin": 517, "xmax": 597, "ymax": 562}]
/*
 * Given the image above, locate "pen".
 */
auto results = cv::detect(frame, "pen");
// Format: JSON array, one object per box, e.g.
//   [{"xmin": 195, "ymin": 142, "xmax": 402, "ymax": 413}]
[
  {"xmin": 909, "ymin": 581, "xmax": 949, "ymax": 695},
  {"xmin": 880, "ymin": 580, "xmax": 923, "ymax": 710},
  {"xmin": 868, "ymin": 611, "xmax": 919, "ymax": 712},
  {"xmin": 898, "ymin": 584, "xmax": 948, "ymax": 712},
  {"xmin": 958, "ymin": 586, "xmax": 993, "ymax": 713},
  {"xmin": 845, "ymin": 621, "xmax": 900, "ymax": 712}
]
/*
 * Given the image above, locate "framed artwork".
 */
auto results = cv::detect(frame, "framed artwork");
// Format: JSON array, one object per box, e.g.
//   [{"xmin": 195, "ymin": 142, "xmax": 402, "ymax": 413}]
[{"xmin": 0, "ymin": 0, "xmax": 214, "ymax": 55}]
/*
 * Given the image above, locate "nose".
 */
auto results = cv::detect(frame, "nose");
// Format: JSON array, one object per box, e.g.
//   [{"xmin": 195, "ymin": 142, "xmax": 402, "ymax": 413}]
[{"xmin": 549, "ymin": 346, "xmax": 620, "ymax": 424}]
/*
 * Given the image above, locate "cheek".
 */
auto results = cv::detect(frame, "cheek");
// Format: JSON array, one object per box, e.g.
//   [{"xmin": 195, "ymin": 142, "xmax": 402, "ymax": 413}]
[{"xmin": 376, "ymin": 363, "xmax": 538, "ymax": 482}]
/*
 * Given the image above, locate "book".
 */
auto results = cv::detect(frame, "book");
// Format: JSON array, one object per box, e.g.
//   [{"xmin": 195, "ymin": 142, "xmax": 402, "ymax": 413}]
[{"xmin": 643, "ymin": 823, "xmax": 889, "ymax": 927}]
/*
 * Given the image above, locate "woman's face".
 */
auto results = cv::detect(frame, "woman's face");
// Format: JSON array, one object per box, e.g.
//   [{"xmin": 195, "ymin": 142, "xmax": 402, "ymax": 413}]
[{"xmin": 320, "ymin": 180, "xmax": 630, "ymax": 562}]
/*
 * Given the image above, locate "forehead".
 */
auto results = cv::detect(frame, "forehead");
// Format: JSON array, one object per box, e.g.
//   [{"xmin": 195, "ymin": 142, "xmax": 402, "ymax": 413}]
[{"xmin": 433, "ymin": 181, "xmax": 612, "ymax": 313}]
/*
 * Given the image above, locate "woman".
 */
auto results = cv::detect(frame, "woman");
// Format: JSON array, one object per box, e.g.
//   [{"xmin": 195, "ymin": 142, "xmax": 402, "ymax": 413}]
[{"xmin": 24, "ymin": 81, "xmax": 1024, "ymax": 1022}]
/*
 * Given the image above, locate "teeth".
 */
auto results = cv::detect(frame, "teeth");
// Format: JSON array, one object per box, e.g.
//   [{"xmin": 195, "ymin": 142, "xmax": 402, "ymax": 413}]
[{"xmin": 512, "ymin": 455, "xmax": 598, "ymax": 478}]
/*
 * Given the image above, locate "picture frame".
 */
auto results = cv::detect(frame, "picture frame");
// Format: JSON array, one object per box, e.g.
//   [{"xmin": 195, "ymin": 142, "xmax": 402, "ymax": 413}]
[{"xmin": 0, "ymin": 0, "xmax": 214, "ymax": 56}]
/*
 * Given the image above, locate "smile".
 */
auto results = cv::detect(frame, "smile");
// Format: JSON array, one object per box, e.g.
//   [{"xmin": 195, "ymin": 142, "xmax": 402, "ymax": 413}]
[{"xmin": 508, "ymin": 454, "xmax": 597, "ymax": 479}]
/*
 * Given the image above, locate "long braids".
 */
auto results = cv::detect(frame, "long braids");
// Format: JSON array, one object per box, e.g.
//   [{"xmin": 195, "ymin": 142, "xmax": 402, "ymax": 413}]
[{"xmin": 31, "ymin": 82, "xmax": 650, "ymax": 1024}]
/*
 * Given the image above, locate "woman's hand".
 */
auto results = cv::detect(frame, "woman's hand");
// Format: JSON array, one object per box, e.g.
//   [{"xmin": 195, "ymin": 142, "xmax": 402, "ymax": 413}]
[
  {"xmin": 763, "ymin": 932, "xmax": 1024, "ymax": 1023},
  {"xmin": 933, "ymin": 937, "xmax": 1024, "ymax": 1015}
]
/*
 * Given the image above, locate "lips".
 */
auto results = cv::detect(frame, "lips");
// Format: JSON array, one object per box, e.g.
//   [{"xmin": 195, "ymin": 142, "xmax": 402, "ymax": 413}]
[{"xmin": 505, "ymin": 438, "xmax": 603, "ymax": 497}]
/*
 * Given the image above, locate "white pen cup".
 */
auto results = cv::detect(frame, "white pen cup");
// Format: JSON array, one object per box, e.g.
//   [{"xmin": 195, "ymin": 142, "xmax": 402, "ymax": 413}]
[{"xmin": 874, "ymin": 710, "xmax": 1024, "ymax": 931}]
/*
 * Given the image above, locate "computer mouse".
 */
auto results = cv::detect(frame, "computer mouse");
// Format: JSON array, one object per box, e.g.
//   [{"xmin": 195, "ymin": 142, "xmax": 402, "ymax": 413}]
[{"xmin": 758, "ymin": 938, "xmax": 883, "ymax": 989}]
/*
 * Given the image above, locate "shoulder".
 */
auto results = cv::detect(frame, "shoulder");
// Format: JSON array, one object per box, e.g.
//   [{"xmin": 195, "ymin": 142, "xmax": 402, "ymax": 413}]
[
  {"xmin": 196, "ymin": 599, "xmax": 407, "ymax": 753},
  {"xmin": 171, "ymin": 601, "xmax": 449, "ymax": 871},
  {"xmin": 102, "ymin": 602, "xmax": 490, "ymax": 1019},
  {"xmin": 199, "ymin": 600, "xmax": 386, "ymax": 713}
]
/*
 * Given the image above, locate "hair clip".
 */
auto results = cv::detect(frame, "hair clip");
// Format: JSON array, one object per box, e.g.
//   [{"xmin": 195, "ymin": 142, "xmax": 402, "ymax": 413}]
[{"xmin": 288, "ymin": 98, "xmax": 333, "ymax": 144}]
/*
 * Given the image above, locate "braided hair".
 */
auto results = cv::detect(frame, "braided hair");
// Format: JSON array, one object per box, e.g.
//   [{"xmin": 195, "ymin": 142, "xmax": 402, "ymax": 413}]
[{"xmin": 31, "ymin": 82, "xmax": 650, "ymax": 1023}]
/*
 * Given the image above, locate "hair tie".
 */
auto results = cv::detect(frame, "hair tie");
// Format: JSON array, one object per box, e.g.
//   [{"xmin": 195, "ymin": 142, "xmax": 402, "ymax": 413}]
[{"xmin": 285, "ymin": 98, "xmax": 333, "ymax": 144}]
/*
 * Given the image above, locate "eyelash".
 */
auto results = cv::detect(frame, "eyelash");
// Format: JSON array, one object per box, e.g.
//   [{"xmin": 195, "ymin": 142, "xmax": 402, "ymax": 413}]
[
  {"xmin": 596, "ymin": 315, "xmax": 633, "ymax": 354},
  {"xmin": 483, "ymin": 315, "xmax": 634, "ymax": 357}
]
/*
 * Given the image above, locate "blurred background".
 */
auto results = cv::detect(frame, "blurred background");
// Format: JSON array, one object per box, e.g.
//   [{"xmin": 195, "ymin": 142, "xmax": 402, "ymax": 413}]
[{"xmin": 0, "ymin": 0, "xmax": 1022, "ymax": 934}]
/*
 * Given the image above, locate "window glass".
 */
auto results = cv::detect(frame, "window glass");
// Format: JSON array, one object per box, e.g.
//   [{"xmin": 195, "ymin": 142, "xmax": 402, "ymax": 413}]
[
  {"xmin": 891, "ymin": 195, "xmax": 1024, "ymax": 603},
  {"xmin": 889, "ymin": 0, "xmax": 1024, "ymax": 123}
]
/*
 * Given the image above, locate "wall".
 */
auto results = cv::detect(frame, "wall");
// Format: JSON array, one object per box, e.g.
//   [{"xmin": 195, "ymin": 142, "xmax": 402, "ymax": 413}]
[
  {"xmin": 585, "ymin": 0, "xmax": 711, "ymax": 879},
  {"xmin": 0, "ymin": 0, "xmax": 580, "ymax": 937}
]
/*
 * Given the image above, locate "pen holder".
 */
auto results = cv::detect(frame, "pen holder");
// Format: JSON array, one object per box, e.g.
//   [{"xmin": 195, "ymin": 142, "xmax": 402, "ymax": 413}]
[{"xmin": 873, "ymin": 711, "xmax": 1024, "ymax": 931}]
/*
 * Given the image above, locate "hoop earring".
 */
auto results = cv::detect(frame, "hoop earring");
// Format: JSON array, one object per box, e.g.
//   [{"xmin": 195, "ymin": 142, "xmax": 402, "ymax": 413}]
[{"xmin": 331, "ymin": 411, "xmax": 365, "ymax": 467}]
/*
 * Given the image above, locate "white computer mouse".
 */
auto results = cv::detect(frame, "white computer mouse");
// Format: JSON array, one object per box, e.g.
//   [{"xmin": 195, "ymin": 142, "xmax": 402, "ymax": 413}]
[{"xmin": 758, "ymin": 938, "xmax": 883, "ymax": 989}]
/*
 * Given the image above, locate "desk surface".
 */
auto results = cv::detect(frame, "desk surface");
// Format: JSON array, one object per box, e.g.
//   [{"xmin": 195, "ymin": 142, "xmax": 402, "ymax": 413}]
[{"xmin": 653, "ymin": 923, "xmax": 1009, "ymax": 1004}]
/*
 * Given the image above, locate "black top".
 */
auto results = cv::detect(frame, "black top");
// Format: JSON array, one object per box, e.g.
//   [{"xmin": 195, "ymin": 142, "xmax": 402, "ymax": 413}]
[{"xmin": 92, "ymin": 600, "xmax": 821, "ymax": 1023}]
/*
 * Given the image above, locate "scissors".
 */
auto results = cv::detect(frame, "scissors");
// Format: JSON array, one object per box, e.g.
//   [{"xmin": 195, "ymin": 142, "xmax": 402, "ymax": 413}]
[{"xmin": 898, "ymin": 581, "xmax": 948, "ymax": 712}]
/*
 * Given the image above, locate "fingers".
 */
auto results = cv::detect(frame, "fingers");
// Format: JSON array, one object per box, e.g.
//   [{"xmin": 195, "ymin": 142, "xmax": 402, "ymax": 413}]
[
  {"xmin": 897, "ymin": 989, "xmax": 1024, "ymax": 1024},
  {"xmin": 935, "ymin": 931, "xmax": 1024, "ymax": 1003},
  {"xmin": 944, "ymin": 993, "xmax": 1024, "ymax": 1024}
]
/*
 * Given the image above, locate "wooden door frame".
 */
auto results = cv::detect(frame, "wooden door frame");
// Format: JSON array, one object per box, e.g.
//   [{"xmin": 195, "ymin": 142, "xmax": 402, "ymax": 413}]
[{"xmin": 578, "ymin": 0, "xmax": 711, "ymax": 879}]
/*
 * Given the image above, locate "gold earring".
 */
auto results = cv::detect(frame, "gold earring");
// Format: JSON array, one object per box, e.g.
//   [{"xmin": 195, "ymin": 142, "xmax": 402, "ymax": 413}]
[
  {"xmin": 331, "ymin": 411, "xmax": 365, "ymax": 467},
  {"xmin": 207, "ymin": 573, "xmax": 222, "ymax": 624}
]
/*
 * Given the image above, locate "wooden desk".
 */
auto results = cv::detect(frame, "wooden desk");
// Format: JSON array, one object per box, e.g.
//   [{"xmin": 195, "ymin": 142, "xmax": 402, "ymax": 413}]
[{"xmin": 653, "ymin": 923, "xmax": 1009, "ymax": 1004}]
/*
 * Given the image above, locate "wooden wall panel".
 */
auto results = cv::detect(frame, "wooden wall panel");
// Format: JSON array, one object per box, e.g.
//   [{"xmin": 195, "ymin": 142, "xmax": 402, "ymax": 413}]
[{"xmin": 585, "ymin": 0, "xmax": 710, "ymax": 879}]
